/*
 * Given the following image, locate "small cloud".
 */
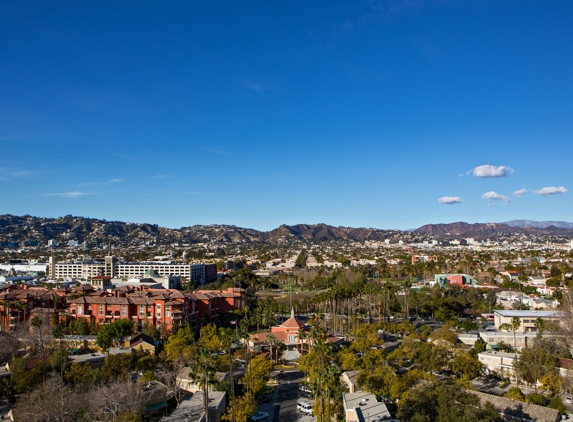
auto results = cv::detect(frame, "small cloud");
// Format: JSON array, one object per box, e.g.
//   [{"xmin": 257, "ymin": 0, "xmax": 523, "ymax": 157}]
[
  {"xmin": 533, "ymin": 186, "xmax": 567, "ymax": 197},
  {"xmin": 470, "ymin": 165, "xmax": 513, "ymax": 178},
  {"xmin": 438, "ymin": 196, "xmax": 463, "ymax": 205},
  {"xmin": 481, "ymin": 191, "xmax": 511, "ymax": 205},
  {"xmin": 239, "ymin": 79, "xmax": 278, "ymax": 93},
  {"xmin": 513, "ymin": 188, "xmax": 527, "ymax": 197},
  {"xmin": 77, "ymin": 178, "xmax": 122, "ymax": 186},
  {"xmin": 151, "ymin": 174, "xmax": 170, "ymax": 179},
  {"xmin": 240, "ymin": 79, "xmax": 266, "ymax": 92},
  {"xmin": 200, "ymin": 147, "xmax": 231, "ymax": 158},
  {"xmin": 11, "ymin": 170, "xmax": 34, "ymax": 177},
  {"xmin": 44, "ymin": 191, "xmax": 95, "ymax": 198}
]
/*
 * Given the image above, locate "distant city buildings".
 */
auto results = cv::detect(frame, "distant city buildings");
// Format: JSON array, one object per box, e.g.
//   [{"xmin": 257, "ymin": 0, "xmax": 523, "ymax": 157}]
[{"xmin": 52, "ymin": 256, "xmax": 217, "ymax": 286}]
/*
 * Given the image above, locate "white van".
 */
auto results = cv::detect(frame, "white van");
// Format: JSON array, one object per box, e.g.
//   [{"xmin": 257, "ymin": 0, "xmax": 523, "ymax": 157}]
[{"xmin": 297, "ymin": 402, "xmax": 313, "ymax": 415}]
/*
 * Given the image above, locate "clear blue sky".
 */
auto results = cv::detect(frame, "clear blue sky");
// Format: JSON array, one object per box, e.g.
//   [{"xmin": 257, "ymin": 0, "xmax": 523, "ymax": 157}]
[{"xmin": 1, "ymin": 1, "xmax": 572, "ymax": 231}]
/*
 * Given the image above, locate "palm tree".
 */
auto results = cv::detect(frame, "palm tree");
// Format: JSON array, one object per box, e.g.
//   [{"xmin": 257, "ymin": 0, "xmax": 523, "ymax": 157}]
[
  {"xmin": 1, "ymin": 299, "xmax": 12, "ymax": 332},
  {"xmin": 13, "ymin": 300, "xmax": 27, "ymax": 329},
  {"xmin": 266, "ymin": 332, "xmax": 277, "ymax": 364},
  {"xmin": 31, "ymin": 316, "xmax": 45, "ymax": 383},
  {"xmin": 219, "ymin": 328, "xmax": 237, "ymax": 422},
  {"xmin": 189, "ymin": 346, "xmax": 217, "ymax": 422}
]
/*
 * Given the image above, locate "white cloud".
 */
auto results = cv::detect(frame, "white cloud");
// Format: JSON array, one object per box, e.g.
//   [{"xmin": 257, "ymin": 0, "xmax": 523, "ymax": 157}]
[
  {"xmin": 151, "ymin": 174, "xmax": 170, "ymax": 179},
  {"xmin": 239, "ymin": 79, "xmax": 279, "ymax": 93},
  {"xmin": 533, "ymin": 186, "xmax": 567, "ymax": 197},
  {"xmin": 481, "ymin": 191, "xmax": 511, "ymax": 204},
  {"xmin": 438, "ymin": 196, "xmax": 463, "ymax": 205},
  {"xmin": 470, "ymin": 165, "xmax": 513, "ymax": 178},
  {"xmin": 78, "ymin": 178, "xmax": 122, "ymax": 186},
  {"xmin": 44, "ymin": 191, "xmax": 94, "ymax": 198},
  {"xmin": 513, "ymin": 188, "xmax": 527, "ymax": 197}
]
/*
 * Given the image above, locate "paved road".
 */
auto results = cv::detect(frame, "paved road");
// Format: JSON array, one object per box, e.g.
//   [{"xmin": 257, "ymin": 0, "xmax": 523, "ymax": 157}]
[{"xmin": 269, "ymin": 370, "xmax": 316, "ymax": 422}]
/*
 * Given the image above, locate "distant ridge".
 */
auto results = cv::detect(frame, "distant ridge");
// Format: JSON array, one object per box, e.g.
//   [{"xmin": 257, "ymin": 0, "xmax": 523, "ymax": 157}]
[
  {"xmin": 0, "ymin": 215, "xmax": 400, "ymax": 246},
  {"xmin": 502, "ymin": 220, "xmax": 573, "ymax": 230},
  {"xmin": 415, "ymin": 221, "xmax": 573, "ymax": 238},
  {"xmin": 1, "ymin": 215, "xmax": 571, "ymax": 247}
]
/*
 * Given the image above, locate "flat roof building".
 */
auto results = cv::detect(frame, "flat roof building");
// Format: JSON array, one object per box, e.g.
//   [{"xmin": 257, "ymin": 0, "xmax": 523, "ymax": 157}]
[{"xmin": 493, "ymin": 310, "xmax": 564, "ymax": 331}]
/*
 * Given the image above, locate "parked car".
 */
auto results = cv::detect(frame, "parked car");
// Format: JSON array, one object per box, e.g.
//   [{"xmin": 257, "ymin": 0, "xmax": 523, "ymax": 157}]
[
  {"xmin": 297, "ymin": 402, "xmax": 313, "ymax": 415},
  {"xmin": 251, "ymin": 411, "xmax": 269, "ymax": 421},
  {"xmin": 257, "ymin": 396, "xmax": 272, "ymax": 404},
  {"xmin": 298, "ymin": 385, "xmax": 311, "ymax": 393}
]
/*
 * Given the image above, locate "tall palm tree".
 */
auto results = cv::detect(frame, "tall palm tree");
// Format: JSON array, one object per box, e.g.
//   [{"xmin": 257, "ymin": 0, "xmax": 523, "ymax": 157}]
[
  {"xmin": 219, "ymin": 328, "xmax": 237, "ymax": 422},
  {"xmin": 189, "ymin": 346, "xmax": 217, "ymax": 422},
  {"xmin": 31, "ymin": 316, "xmax": 45, "ymax": 383},
  {"xmin": 1, "ymin": 299, "xmax": 12, "ymax": 332}
]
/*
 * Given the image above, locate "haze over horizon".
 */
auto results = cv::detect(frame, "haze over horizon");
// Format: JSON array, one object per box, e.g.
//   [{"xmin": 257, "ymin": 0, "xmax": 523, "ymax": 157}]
[{"xmin": 1, "ymin": 1, "xmax": 571, "ymax": 231}]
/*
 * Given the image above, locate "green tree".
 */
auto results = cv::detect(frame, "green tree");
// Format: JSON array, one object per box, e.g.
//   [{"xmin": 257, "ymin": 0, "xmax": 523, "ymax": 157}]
[
  {"xmin": 515, "ymin": 346, "xmax": 556, "ymax": 393},
  {"xmin": 65, "ymin": 361, "xmax": 98, "ymax": 388},
  {"xmin": 164, "ymin": 325, "xmax": 195, "ymax": 362},
  {"xmin": 242, "ymin": 355, "xmax": 273, "ymax": 397},
  {"xmin": 222, "ymin": 392, "xmax": 257, "ymax": 422},
  {"xmin": 96, "ymin": 319, "xmax": 134, "ymax": 350},
  {"xmin": 504, "ymin": 387, "xmax": 525, "ymax": 401},
  {"xmin": 451, "ymin": 351, "xmax": 482, "ymax": 380}
]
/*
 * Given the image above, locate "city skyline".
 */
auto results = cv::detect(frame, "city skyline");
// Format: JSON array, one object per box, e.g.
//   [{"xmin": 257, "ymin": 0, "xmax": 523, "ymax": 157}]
[{"xmin": 1, "ymin": 1, "xmax": 572, "ymax": 230}]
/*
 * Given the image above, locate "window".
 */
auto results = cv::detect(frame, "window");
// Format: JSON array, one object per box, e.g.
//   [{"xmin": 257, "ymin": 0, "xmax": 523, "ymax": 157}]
[
  {"xmin": 518, "ymin": 338, "xmax": 523, "ymax": 343},
  {"xmin": 166, "ymin": 306, "xmax": 171, "ymax": 317},
  {"xmin": 157, "ymin": 304, "xmax": 161, "ymax": 318},
  {"xmin": 78, "ymin": 304, "xmax": 83, "ymax": 315},
  {"xmin": 99, "ymin": 304, "xmax": 104, "ymax": 315},
  {"xmin": 140, "ymin": 305, "xmax": 145, "ymax": 316},
  {"xmin": 288, "ymin": 334, "xmax": 297, "ymax": 343},
  {"xmin": 122, "ymin": 305, "xmax": 127, "ymax": 316}
]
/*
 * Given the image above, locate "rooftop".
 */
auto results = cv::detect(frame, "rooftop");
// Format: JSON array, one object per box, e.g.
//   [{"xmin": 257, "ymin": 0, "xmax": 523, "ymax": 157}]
[
  {"xmin": 159, "ymin": 390, "xmax": 226, "ymax": 422},
  {"xmin": 494, "ymin": 310, "xmax": 564, "ymax": 318},
  {"xmin": 478, "ymin": 350, "xmax": 517, "ymax": 359},
  {"xmin": 343, "ymin": 392, "xmax": 391, "ymax": 422}
]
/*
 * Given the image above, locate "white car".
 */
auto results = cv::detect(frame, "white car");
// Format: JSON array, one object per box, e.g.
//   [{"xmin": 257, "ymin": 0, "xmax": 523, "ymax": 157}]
[
  {"xmin": 251, "ymin": 411, "xmax": 269, "ymax": 421},
  {"xmin": 297, "ymin": 402, "xmax": 313, "ymax": 415}
]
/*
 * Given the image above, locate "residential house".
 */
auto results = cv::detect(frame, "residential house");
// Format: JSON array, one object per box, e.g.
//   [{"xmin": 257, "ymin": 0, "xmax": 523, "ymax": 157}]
[
  {"xmin": 341, "ymin": 370, "xmax": 361, "ymax": 393},
  {"xmin": 159, "ymin": 391, "xmax": 227, "ymax": 422},
  {"xmin": 343, "ymin": 392, "xmax": 396, "ymax": 422}
]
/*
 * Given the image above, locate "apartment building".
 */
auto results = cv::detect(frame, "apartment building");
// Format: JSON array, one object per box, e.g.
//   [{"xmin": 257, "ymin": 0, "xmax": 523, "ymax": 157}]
[
  {"xmin": 67, "ymin": 287, "xmax": 247, "ymax": 330},
  {"xmin": 478, "ymin": 350, "xmax": 517, "ymax": 378},
  {"xmin": 479, "ymin": 331, "xmax": 539, "ymax": 352},
  {"xmin": 493, "ymin": 310, "xmax": 564, "ymax": 331}
]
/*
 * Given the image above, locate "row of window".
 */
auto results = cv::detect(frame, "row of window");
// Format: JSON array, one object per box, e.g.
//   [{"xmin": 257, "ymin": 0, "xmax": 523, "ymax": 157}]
[{"xmin": 77, "ymin": 304, "xmax": 177, "ymax": 317}]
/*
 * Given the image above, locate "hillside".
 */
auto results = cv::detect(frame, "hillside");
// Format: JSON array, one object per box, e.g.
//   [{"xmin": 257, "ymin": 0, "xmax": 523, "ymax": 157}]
[{"xmin": 415, "ymin": 221, "xmax": 573, "ymax": 238}]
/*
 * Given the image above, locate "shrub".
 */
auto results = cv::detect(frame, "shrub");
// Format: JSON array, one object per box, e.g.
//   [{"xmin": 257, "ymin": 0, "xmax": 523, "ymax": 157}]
[{"xmin": 525, "ymin": 393, "xmax": 547, "ymax": 406}]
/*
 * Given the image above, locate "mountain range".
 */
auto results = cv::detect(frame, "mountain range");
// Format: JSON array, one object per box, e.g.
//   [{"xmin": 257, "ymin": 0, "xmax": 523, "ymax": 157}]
[{"xmin": 0, "ymin": 214, "xmax": 571, "ymax": 247}]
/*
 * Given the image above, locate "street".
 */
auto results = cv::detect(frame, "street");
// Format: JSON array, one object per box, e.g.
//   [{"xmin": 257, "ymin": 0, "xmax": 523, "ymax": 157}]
[{"xmin": 255, "ymin": 370, "xmax": 316, "ymax": 422}]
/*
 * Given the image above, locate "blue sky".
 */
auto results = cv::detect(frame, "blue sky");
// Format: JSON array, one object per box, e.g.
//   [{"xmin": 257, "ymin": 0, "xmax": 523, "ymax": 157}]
[{"xmin": 1, "ymin": 1, "xmax": 572, "ymax": 231}]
